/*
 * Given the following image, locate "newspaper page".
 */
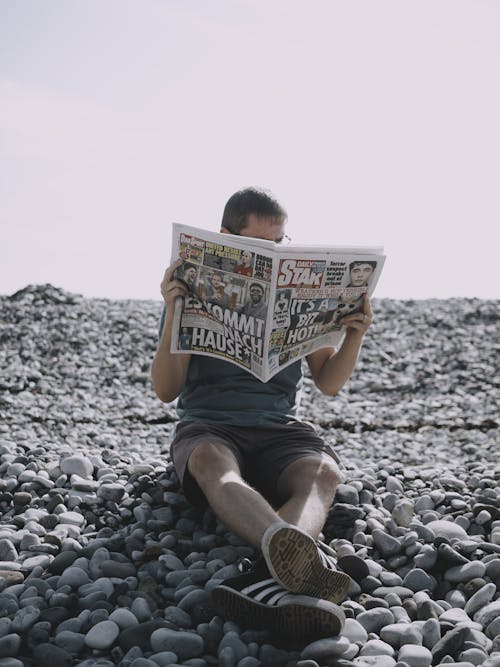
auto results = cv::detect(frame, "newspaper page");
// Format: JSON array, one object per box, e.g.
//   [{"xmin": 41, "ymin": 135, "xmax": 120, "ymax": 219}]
[{"xmin": 170, "ymin": 223, "xmax": 385, "ymax": 382}]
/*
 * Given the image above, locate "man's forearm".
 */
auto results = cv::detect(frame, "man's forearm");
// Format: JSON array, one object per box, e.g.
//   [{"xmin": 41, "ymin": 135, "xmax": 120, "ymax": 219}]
[
  {"xmin": 314, "ymin": 329, "xmax": 364, "ymax": 396},
  {"xmin": 151, "ymin": 309, "xmax": 190, "ymax": 403}
]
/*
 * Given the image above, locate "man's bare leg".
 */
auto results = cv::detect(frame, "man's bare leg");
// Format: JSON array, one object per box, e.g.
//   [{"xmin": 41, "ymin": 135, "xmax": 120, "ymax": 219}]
[
  {"xmin": 187, "ymin": 441, "xmax": 281, "ymax": 548},
  {"xmin": 258, "ymin": 453, "xmax": 350, "ymax": 603},
  {"xmin": 275, "ymin": 454, "xmax": 342, "ymax": 539},
  {"xmin": 189, "ymin": 443, "xmax": 351, "ymax": 603}
]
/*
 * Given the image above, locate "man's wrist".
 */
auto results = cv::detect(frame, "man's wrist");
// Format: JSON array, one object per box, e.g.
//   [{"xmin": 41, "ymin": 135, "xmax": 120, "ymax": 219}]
[{"xmin": 343, "ymin": 328, "xmax": 364, "ymax": 345}]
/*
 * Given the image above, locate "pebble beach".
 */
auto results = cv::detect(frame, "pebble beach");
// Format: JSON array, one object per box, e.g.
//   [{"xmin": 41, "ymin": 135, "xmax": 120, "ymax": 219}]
[{"xmin": 0, "ymin": 283, "xmax": 499, "ymax": 667}]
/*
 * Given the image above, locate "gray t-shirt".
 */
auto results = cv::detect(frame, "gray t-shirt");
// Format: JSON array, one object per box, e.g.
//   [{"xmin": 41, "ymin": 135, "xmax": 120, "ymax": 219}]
[{"xmin": 159, "ymin": 307, "xmax": 303, "ymax": 425}]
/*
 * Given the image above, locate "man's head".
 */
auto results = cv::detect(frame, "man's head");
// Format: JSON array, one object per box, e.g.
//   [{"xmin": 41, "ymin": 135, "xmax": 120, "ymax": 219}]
[
  {"xmin": 221, "ymin": 187, "xmax": 287, "ymax": 243},
  {"xmin": 249, "ymin": 282, "xmax": 264, "ymax": 304},
  {"xmin": 349, "ymin": 261, "xmax": 377, "ymax": 287}
]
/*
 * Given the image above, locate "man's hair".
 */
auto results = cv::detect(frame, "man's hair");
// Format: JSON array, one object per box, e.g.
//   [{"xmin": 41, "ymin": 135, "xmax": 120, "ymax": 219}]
[
  {"xmin": 222, "ymin": 187, "xmax": 287, "ymax": 233},
  {"xmin": 249, "ymin": 282, "xmax": 264, "ymax": 292},
  {"xmin": 349, "ymin": 260, "xmax": 377, "ymax": 271},
  {"xmin": 183, "ymin": 262, "xmax": 197, "ymax": 272}
]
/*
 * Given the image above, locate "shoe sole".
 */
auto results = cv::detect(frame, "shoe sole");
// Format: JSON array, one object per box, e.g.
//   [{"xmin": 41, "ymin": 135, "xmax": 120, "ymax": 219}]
[
  {"xmin": 212, "ymin": 585, "xmax": 345, "ymax": 641},
  {"xmin": 262, "ymin": 524, "xmax": 351, "ymax": 603}
]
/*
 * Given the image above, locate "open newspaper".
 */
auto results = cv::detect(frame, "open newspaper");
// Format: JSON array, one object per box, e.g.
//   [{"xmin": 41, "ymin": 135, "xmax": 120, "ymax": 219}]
[{"xmin": 170, "ymin": 223, "xmax": 386, "ymax": 382}]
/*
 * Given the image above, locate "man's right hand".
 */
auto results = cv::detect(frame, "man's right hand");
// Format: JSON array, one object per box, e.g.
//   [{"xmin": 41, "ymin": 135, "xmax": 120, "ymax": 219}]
[{"xmin": 160, "ymin": 259, "xmax": 189, "ymax": 307}]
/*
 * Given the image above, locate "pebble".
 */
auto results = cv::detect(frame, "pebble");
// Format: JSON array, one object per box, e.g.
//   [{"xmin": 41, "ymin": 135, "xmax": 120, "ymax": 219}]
[
  {"xmin": 445, "ymin": 561, "xmax": 486, "ymax": 583},
  {"xmin": 150, "ymin": 628, "xmax": 204, "ymax": 660},
  {"xmin": 403, "ymin": 568, "xmax": 437, "ymax": 592},
  {"xmin": 426, "ymin": 520, "xmax": 468, "ymax": 540},
  {"xmin": 85, "ymin": 621, "xmax": 120, "ymax": 650},
  {"xmin": 473, "ymin": 600, "xmax": 500, "ymax": 627},
  {"xmin": 1, "ymin": 286, "xmax": 499, "ymax": 665},
  {"xmin": 301, "ymin": 636, "xmax": 351, "ymax": 660}
]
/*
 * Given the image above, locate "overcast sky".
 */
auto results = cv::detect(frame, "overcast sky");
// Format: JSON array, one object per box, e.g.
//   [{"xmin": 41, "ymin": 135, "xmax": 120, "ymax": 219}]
[{"xmin": 1, "ymin": 0, "xmax": 499, "ymax": 301}]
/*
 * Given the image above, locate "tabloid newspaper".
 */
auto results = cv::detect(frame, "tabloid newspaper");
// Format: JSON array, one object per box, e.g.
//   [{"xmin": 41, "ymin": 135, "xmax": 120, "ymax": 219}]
[{"xmin": 170, "ymin": 223, "xmax": 386, "ymax": 382}]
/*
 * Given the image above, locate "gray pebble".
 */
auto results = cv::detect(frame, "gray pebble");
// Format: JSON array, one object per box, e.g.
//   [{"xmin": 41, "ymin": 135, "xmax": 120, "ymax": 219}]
[
  {"xmin": 372, "ymin": 530, "xmax": 402, "ymax": 557},
  {"xmin": 356, "ymin": 608, "xmax": 395, "ymax": 633},
  {"xmin": 445, "ymin": 561, "xmax": 486, "ymax": 583},
  {"xmin": 85, "ymin": 620, "xmax": 120, "ymax": 649},
  {"xmin": 109, "ymin": 608, "xmax": 140, "ymax": 629},
  {"xmin": 150, "ymin": 628, "xmax": 203, "ymax": 660},
  {"xmin": 32, "ymin": 642, "xmax": 73, "ymax": 666},
  {"xmin": 301, "ymin": 636, "xmax": 351, "ymax": 660},
  {"xmin": 403, "ymin": 568, "xmax": 437, "ymax": 592},
  {"xmin": 0, "ymin": 635, "xmax": 21, "ymax": 659},
  {"xmin": 147, "ymin": 653, "xmax": 178, "ymax": 666},
  {"xmin": 473, "ymin": 600, "xmax": 500, "ymax": 628},
  {"xmin": 54, "ymin": 630, "xmax": 86, "ymax": 653}
]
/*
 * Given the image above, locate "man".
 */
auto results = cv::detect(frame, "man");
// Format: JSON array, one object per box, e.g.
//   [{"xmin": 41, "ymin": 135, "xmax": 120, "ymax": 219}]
[
  {"xmin": 241, "ymin": 282, "xmax": 267, "ymax": 320},
  {"xmin": 152, "ymin": 187, "xmax": 372, "ymax": 640}
]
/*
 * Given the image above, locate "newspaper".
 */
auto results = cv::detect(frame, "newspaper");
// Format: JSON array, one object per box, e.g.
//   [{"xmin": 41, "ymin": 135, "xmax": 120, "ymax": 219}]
[{"xmin": 170, "ymin": 223, "xmax": 386, "ymax": 382}]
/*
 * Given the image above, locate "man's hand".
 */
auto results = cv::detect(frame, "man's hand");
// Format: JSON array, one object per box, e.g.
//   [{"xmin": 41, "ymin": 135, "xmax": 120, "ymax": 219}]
[
  {"xmin": 152, "ymin": 258, "xmax": 192, "ymax": 404},
  {"xmin": 161, "ymin": 259, "xmax": 189, "ymax": 307},
  {"xmin": 339, "ymin": 294, "xmax": 373, "ymax": 334},
  {"xmin": 307, "ymin": 294, "xmax": 373, "ymax": 396}
]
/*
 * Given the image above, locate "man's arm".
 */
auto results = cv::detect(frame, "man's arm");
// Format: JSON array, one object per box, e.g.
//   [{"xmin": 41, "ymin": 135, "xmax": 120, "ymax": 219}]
[
  {"xmin": 306, "ymin": 295, "xmax": 373, "ymax": 396},
  {"xmin": 151, "ymin": 259, "xmax": 192, "ymax": 403}
]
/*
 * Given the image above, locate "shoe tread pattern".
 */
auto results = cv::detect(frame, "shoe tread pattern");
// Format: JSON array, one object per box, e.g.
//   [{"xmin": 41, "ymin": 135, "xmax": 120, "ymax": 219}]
[{"xmin": 266, "ymin": 526, "xmax": 350, "ymax": 603}]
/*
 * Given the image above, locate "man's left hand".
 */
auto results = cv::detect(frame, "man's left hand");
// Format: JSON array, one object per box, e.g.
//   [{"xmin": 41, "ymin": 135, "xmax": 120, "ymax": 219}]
[{"xmin": 340, "ymin": 294, "xmax": 373, "ymax": 334}]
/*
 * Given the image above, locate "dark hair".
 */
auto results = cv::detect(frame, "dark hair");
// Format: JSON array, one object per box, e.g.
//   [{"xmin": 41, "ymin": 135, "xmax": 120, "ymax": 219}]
[
  {"xmin": 349, "ymin": 260, "xmax": 377, "ymax": 271},
  {"xmin": 222, "ymin": 187, "xmax": 287, "ymax": 233},
  {"xmin": 183, "ymin": 262, "xmax": 197, "ymax": 272},
  {"xmin": 249, "ymin": 282, "xmax": 264, "ymax": 292}
]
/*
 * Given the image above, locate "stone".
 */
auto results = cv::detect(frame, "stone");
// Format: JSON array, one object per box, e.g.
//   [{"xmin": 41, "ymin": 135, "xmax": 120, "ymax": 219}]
[
  {"xmin": 32, "ymin": 642, "xmax": 73, "ymax": 667},
  {"xmin": 403, "ymin": 568, "xmax": 437, "ymax": 592},
  {"xmin": 60, "ymin": 455, "xmax": 94, "ymax": 479},
  {"xmin": 426, "ymin": 520, "xmax": 468, "ymax": 540},
  {"xmin": 464, "ymin": 582, "xmax": 497, "ymax": 616},
  {"xmin": 85, "ymin": 620, "xmax": 120, "ymax": 650},
  {"xmin": 301, "ymin": 636, "xmax": 351, "ymax": 660},
  {"xmin": 150, "ymin": 628, "xmax": 204, "ymax": 661},
  {"xmin": 0, "ymin": 634, "xmax": 21, "ymax": 659},
  {"xmin": 372, "ymin": 530, "xmax": 401, "ymax": 557},
  {"xmin": 473, "ymin": 600, "xmax": 500, "ymax": 628},
  {"xmin": 397, "ymin": 645, "xmax": 432, "ymax": 667}
]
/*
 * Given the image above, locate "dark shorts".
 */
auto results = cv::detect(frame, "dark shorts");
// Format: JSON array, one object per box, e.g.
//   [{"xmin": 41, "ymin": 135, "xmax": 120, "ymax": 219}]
[{"xmin": 170, "ymin": 420, "xmax": 341, "ymax": 508}]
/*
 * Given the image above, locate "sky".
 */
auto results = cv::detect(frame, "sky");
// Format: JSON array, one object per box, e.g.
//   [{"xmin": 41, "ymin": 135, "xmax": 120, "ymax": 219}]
[{"xmin": 1, "ymin": 0, "xmax": 499, "ymax": 301}]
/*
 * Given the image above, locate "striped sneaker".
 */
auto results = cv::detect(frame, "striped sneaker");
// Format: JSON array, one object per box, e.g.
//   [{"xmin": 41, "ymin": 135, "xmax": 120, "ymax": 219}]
[
  {"xmin": 261, "ymin": 522, "xmax": 351, "ymax": 604},
  {"xmin": 211, "ymin": 562, "xmax": 345, "ymax": 642}
]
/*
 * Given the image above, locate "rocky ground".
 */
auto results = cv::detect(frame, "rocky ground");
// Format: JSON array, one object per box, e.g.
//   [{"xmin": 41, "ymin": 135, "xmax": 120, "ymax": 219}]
[{"xmin": 0, "ymin": 284, "xmax": 498, "ymax": 667}]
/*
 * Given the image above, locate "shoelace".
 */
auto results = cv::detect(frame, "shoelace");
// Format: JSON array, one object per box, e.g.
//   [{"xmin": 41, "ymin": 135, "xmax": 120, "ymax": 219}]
[{"xmin": 316, "ymin": 541, "xmax": 338, "ymax": 570}]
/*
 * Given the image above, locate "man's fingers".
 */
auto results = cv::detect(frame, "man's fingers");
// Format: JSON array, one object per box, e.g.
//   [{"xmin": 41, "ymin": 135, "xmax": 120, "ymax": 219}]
[{"xmin": 164, "ymin": 258, "xmax": 183, "ymax": 282}]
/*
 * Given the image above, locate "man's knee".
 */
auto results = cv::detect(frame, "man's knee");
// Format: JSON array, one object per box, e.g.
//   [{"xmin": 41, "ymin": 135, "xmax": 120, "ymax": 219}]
[
  {"xmin": 319, "ymin": 460, "xmax": 343, "ymax": 495},
  {"xmin": 278, "ymin": 455, "xmax": 342, "ymax": 498},
  {"xmin": 305, "ymin": 456, "xmax": 342, "ymax": 491},
  {"xmin": 187, "ymin": 441, "xmax": 238, "ymax": 484}
]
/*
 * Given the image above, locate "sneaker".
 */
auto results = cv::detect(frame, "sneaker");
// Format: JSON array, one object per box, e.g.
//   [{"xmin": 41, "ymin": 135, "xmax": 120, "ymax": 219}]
[
  {"xmin": 261, "ymin": 522, "xmax": 351, "ymax": 604},
  {"xmin": 211, "ymin": 561, "xmax": 345, "ymax": 642}
]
